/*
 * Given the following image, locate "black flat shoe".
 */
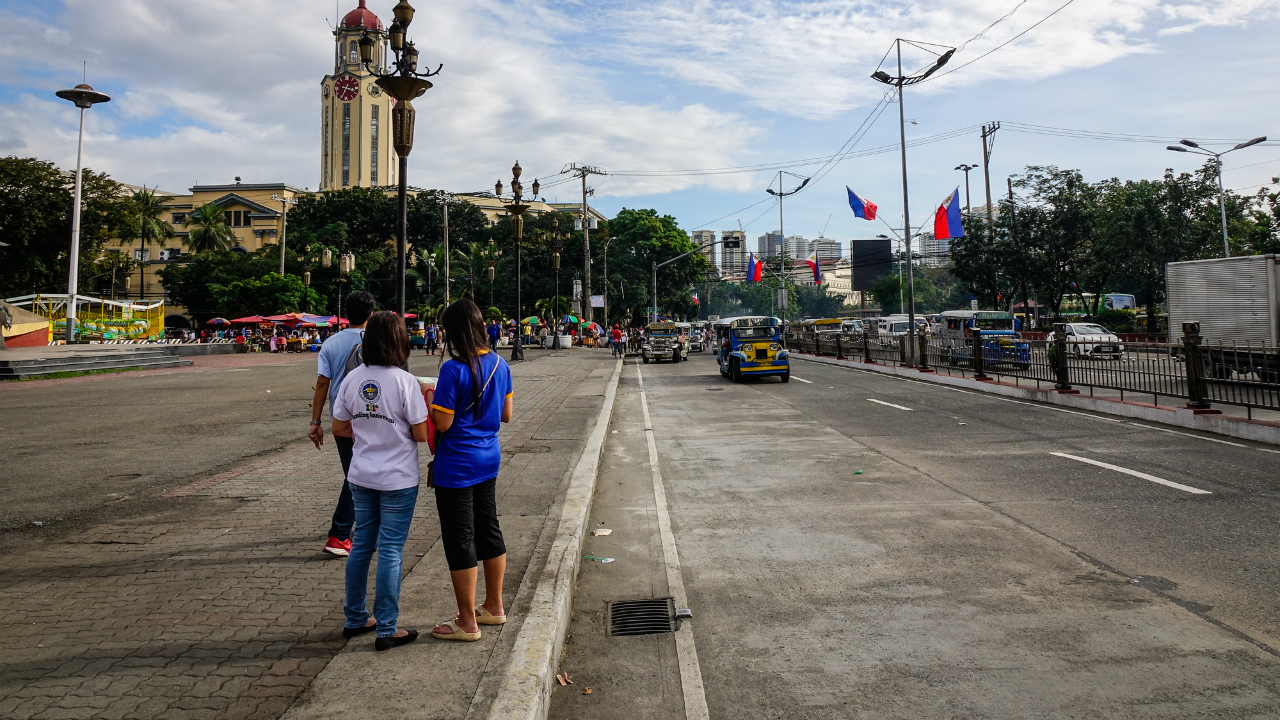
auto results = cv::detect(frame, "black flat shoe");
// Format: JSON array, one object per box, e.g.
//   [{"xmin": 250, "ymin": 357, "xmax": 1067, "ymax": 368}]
[
  {"xmin": 343, "ymin": 623, "xmax": 376, "ymax": 639},
  {"xmin": 375, "ymin": 630, "xmax": 419, "ymax": 651}
]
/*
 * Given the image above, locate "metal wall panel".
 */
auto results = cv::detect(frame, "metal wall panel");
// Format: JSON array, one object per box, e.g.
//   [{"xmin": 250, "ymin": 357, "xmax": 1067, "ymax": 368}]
[{"xmin": 1167, "ymin": 255, "xmax": 1277, "ymax": 345}]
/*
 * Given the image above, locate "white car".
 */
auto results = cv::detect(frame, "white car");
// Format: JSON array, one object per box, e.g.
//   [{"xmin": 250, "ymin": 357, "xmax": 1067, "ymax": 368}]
[
  {"xmin": 1060, "ymin": 323, "xmax": 1124, "ymax": 359},
  {"xmin": 689, "ymin": 330, "xmax": 705, "ymax": 352}
]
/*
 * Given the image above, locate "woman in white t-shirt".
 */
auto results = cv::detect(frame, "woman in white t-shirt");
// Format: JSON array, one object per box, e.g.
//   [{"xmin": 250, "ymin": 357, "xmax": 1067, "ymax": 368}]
[{"xmin": 331, "ymin": 311, "xmax": 432, "ymax": 652}]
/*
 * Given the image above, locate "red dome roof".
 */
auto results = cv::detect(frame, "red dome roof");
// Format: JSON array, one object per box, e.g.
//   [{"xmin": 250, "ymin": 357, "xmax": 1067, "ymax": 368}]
[{"xmin": 341, "ymin": 0, "xmax": 383, "ymax": 31}]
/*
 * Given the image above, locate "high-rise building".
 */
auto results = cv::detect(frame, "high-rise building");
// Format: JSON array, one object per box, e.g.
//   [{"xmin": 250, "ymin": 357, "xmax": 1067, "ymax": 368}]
[
  {"xmin": 691, "ymin": 230, "xmax": 716, "ymax": 271},
  {"xmin": 320, "ymin": 1, "xmax": 398, "ymax": 191},
  {"xmin": 809, "ymin": 238, "xmax": 842, "ymax": 261},
  {"xmin": 918, "ymin": 231, "xmax": 951, "ymax": 268},
  {"xmin": 757, "ymin": 231, "xmax": 806, "ymax": 258},
  {"xmin": 720, "ymin": 230, "xmax": 746, "ymax": 275}
]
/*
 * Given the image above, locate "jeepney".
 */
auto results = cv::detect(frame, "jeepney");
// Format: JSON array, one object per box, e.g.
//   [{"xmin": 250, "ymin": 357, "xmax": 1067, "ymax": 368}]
[
  {"xmin": 642, "ymin": 321, "xmax": 688, "ymax": 363},
  {"xmin": 936, "ymin": 310, "xmax": 1030, "ymax": 368},
  {"xmin": 714, "ymin": 316, "xmax": 789, "ymax": 383}
]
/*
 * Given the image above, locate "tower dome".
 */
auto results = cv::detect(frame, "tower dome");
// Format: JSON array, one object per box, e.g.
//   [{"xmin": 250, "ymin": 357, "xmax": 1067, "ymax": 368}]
[{"xmin": 341, "ymin": 0, "xmax": 383, "ymax": 31}]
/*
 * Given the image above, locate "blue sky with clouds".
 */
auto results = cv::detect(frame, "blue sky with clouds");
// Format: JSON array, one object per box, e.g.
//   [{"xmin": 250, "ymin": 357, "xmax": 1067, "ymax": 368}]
[{"xmin": 2, "ymin": 0, "xmax": 1277, "ymax": 251}]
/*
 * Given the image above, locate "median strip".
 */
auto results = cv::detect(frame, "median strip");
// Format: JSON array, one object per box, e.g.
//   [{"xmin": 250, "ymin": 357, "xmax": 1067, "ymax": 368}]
[
  {"xmin": 868, "ymin": 398, "xmax": 913, "ymax": 411},
  {"xmin": 1049, "ymin": 452, "xmax": 1211, "ymax": 495}
]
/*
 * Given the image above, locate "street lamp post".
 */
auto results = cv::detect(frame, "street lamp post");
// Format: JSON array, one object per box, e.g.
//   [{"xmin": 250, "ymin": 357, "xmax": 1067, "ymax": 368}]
[
  {"xmin": 484, "ymin": 239, "xmax": 501, "ymax": 310},
  {"xmin": 549, "ymin": 218, "xmax": 564, "ymax": 350},
  {"xmin": 55, "ymin": 83, "xmax": 111, "ymax": 343},
  {"xmin": 872, "ymin": 39, "xmax": 953, "ymax": 365},
  {"xmin": 1167, "ymin": 136, "xmax": 1267, "ymax": 258},
  {"xmin": 358, "ymin": 2, "xmax": 442, "ymax": 318},
  {"xmin": 271, "ymin": 194, "xmax": 298, "ymax": 275},
  {"xmin": 496, "ymin": 164, "xmax": 539, "ymax": 362},
  {"xmin": 955, "ymin": 164, "xmax": 977, "ymax": 214}
]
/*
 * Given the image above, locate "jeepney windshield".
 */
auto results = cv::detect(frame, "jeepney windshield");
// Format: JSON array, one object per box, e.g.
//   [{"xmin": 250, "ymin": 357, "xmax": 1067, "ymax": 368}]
[
  {"xmin": 973, "ymin": 314, "xmax": 1013, "ymax": 331},
  {"xmin": 733, "ymin": 326, "xmax": 776, "ymax": 339}
]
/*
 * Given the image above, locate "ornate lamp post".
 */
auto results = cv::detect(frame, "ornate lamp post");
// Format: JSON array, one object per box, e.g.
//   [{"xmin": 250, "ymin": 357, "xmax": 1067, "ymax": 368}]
[
  {"xmin": 55, "ymin": 82, "xmax": 111, "ymax": 343},
  {"xmin": 495, "ymin": 163, "xmax": 538, "ymax": 361},
  {"xmin": 357, "ymin": 1, "xmax": 442, "ymax": 318},
  {"xmin": 271, "ymin": 194, "xmax": 297, "ymax": 276},
  {"xmin": 549, "ymin": 218, "xmax": 564, "ymax": 350},
  {"xmin": 484, "ymin": 238, "xmax": 501, "ymax": 310}
]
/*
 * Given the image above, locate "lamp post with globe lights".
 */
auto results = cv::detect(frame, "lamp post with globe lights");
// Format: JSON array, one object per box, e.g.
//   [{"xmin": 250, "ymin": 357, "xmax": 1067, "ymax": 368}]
[
  {"xmin": 55, "ymin": 83, "xmax": 111, "ymax": 343},
  {"xmin": 549, "ymin": 217, "xmax": 565, "ymax": 350},
  {"xmin": 495, "ymin": 163, "xmax": 539, "ymax": 362},
  {"xmin": 356, "ymin": 1, "xmax": 443, "ymax": 317},
  {"xmin": 1166, "ymin": 136, "xmax": 1267, "ymax": 258},
  {"xmin": 271, "ymin": 194, "xmax": 297, "ymax": 275},
  {"xmin": 483, "ymin": 239, "xmax": 501, "ymax": 311}
]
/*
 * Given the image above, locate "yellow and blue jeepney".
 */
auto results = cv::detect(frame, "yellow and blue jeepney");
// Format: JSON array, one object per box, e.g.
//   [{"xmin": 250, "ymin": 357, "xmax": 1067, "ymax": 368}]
[{"xmin": 714, "ymin": 315, "xmax": 789, "ymax": 383}]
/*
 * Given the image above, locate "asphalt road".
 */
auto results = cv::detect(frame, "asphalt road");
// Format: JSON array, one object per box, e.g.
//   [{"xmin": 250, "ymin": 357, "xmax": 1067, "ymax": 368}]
[{"xmin": 553, "ymin": 349, "xmax": 1280, "ymax": 719}]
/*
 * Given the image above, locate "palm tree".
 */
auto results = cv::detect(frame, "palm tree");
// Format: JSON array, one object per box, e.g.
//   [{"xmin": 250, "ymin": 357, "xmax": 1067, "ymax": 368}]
[
  {"xmin": 182, "ymin": 203, "xmax": 235, "ymax": 253},
  {"xmin": 452, "ymin": 242, "xmax": 487, "ymax": 300},
  {"xmin": 121, "ymin": 187, "xmax": 175, "ymax": 298}
]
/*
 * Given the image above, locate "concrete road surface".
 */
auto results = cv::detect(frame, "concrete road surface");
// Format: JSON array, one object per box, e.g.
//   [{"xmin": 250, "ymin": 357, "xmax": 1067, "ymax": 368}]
[{"xmin": 553, "ymin": 351, "xmax": 1280, "ymax": 719}]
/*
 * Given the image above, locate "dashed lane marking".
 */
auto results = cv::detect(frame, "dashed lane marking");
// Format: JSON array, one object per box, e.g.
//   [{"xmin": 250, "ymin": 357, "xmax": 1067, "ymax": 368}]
[
  {"xmin": 791, "ymin": 376, "xmax": 814, "ymax": 384},
  {"xmin": 1049, "ymin": 452, "xmax": 1212, "ymax": 495},
  {"xmin": 868, "ymin": 398, "xmax": 913, "ymax": 411}
]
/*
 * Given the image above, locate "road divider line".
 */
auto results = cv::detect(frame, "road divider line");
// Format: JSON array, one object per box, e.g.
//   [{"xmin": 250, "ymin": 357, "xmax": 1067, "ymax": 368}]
[
  {"xmin": 791, "ymin": 376, "xmax": 814, "ymax": 384},
  {"xmin": 868, "ymin": 398, "xmax": 913, "ymax": 411},
  {"xmin": 636, "ymin": 365, "xmax": 710, "ymax": 720},
  {"xmin": 1049, "ymin": 452, "xmax": 1211, "ymax": 495}
]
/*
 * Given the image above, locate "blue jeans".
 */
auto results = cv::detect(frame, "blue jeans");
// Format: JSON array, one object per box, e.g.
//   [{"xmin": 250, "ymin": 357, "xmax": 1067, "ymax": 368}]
[
  {"xmin": 327, "ymin": 436, "xmax": 355, "ymax": 539},
  {"xmin": 345, "ymin": 484, "xmax": 419, "ymax": 638}
]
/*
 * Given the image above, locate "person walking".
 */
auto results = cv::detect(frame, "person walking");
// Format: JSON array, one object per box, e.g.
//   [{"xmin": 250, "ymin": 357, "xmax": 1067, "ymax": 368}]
[
  {"xmin": 610, "ymin": 325, "xmax": 622, "ymax": 357},
  {"xmin": 487, "ymin": 320, "xmax": 499, "ymax": 352},
  {"xmin": 428, "ymin": 299, "xmax": 513, "ymax": 641},
  {"xmin": 331, "ymin": 310, "xmax": 431, "ymax": 651},
  {"xmin": 426, "ymin": 324, "xmax": 438, "ymax": 355},
  {"xmin": 308, "ymin": 291, "xmax": 377, "ymax": 557}
]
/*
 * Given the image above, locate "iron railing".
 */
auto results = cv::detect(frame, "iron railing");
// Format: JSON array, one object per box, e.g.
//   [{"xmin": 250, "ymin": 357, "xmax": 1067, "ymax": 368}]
[{"xmin": 785, "ymin": 323, "xmax": 1280, "ymax": 416}]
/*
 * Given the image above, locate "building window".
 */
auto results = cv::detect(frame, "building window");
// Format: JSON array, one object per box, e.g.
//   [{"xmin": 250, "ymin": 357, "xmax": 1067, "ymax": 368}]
[
  {"xmin": 323, "ymin": 107, "xmax": 330, "ymax": 188},
  {"xmin": 171, "ymin": 213, "xmax": 185, "ymax": 224},
  {"xmin": 370, "ymin": 105, "xmax": 379, "ymax": 186},
  {"xmin": 349, "ymin": 40, "xmax": 358, "ymax": 65},
  {"xmin": 342, "ymin": 103, "xmax": 351, "ymax": 186}
]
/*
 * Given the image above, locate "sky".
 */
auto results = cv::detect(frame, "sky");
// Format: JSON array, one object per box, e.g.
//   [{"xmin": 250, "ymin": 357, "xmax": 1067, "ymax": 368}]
[{"xmin": 3, "ymin": 0, "xmax": 1278, "ymax": 251}]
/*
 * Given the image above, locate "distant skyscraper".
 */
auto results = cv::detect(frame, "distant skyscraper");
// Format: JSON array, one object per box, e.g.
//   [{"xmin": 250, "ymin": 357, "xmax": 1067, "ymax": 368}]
[
  {"xmin": 809, "ymin": 238, "xmax": 842, "ymax": 261},
  {"xmin": 691, "ymin": 230, "xmax": 716, "ymax": 270},
  {"xmin": 721, "ymin": 230, "xmax": 746, "ymax": 275},
  {"xmin": 757, "ymin": 231, "xmax": 806, "ymax": 258}
]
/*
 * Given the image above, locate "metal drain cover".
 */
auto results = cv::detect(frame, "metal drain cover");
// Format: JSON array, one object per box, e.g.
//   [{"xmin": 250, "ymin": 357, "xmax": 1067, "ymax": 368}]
[{"xmin": 606, "ymin": 598, "xmax": 676, "ymax": 636}]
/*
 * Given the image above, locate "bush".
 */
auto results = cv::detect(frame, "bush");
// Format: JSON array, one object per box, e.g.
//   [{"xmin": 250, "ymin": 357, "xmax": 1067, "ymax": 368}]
[{"xmin": 1094, "ymin": 308, "xmax": 1137, "ymax": 333}]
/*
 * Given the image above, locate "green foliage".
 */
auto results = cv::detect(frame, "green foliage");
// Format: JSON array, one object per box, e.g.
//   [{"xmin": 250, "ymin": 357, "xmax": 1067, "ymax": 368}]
[
  {"xmin": 700, "ymin": 280, "xmax": 847, "ymax": 320},
  {"xmin": 603, "ymin": 208, "xmax": 708, "ymax": 323},
  {"xmin": 182, "ymin": 203, "xmax": 235, "ymax": 253},
  {"xmin": 159, "ymin": 247, "xmax": 306, "ymax": 321},
  {"xmin": 1094, "ymin": 308, "xmax": 1138, "ymax": 333},
  {"xmin": 207, "ymin": 273, "xmax": 323, "ymax": 319},
  {"xmin": 0, "ymin": 156, "xmax": 131, "ymax": 296}
]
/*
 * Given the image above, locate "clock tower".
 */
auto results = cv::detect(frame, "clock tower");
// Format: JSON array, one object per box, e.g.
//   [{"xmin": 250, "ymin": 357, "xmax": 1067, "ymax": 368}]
[{"xmin": 321, "ymin": 0, "xmax": 396, "ymax": 191}]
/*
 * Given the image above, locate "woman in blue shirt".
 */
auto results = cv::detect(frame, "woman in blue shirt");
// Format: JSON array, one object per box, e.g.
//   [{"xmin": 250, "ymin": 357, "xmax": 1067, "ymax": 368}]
[{"xmin": 428, "ymin": 299, "xmax": 514, "ymax": 641}]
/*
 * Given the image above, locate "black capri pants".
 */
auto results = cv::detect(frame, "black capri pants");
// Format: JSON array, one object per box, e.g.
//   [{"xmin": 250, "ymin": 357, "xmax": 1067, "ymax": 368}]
[{"xmin": 435, "ymin": 477, "xmax": 507, "ymax": 571}]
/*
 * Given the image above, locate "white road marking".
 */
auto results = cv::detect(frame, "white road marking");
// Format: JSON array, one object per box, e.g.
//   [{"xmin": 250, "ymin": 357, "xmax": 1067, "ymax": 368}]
[
  {"xmin": 791, "ymin": 376, "xmax": 814, "ymax": 384},
  {"xmin": 868, "ymin": 398, "xmax": 913, "ymax": 411},
  {"xmin": 636, "ymin": 366, "xmax": 710, "ymax": 720},
  {"xmin": 1049, "ymin": 452, "xmax": 1212, "ymax": 495},
  {"xmin": 1125, "ymin": 422, "xmax": 1246, "ymax": 447}
]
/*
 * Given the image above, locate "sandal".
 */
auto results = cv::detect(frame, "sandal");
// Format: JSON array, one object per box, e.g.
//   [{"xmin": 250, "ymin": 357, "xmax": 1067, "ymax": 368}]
[
  {"xmin": 476, "ymin": 606, "xmax": 506, "ymax": 625},
  {"xmin": 431, "ymin": 620, "xmax": 481, "ymax": 642}
]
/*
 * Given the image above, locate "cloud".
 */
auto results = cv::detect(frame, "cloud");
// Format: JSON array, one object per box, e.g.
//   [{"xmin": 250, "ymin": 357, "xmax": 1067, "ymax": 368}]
[{"xmin": 0, "ymin": 0, "xmax": 762, "ymax": 197}]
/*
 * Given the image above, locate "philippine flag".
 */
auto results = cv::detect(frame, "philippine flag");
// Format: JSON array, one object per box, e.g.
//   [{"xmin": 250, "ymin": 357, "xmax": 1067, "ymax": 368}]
[
  {"xmin": 691, "ymin": 292, "xmax": 700, "ymax": 305},
  {"xmin": 847, "ymin": 187, "xmax": 877, "ymax": 221},
  {"xmin": 933, "ymin": 189, "xmax": 965, "ymax": 240},
  {"xmin": 746, "ymin": 252, "xmax": 763, "ymax": 282},
  {"xmin": 804, "ymin": 251, "xmax": 821, "ymax": 284}
]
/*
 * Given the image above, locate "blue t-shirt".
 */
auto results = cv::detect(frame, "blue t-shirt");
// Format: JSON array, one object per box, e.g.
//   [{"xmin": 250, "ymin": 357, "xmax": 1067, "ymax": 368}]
[
  {"xmin": 430, "ymin": 351, "xmax": 513, "ymax": 488},
  {"xmin": 317, "ymin": 328, "xmax": 365, "ymax": 409},
  {"xmin": 488, "ymin": 324, "xmax": 500, "ymax": 340}
]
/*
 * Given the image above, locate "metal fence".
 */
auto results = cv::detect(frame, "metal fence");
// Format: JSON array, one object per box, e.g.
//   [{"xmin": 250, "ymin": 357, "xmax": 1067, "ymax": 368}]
[{"xmin": 786, "ymin": 324, "xmax": 1280, "ymax": 417}]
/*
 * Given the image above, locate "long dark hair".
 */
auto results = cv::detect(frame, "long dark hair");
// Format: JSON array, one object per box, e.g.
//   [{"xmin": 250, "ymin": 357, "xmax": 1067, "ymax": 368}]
[
  {"xmin": 362, "ymin": 311, "xmax": 410, "ymax": 368},
  {"xmin": 440, "ymin": 299, "xmax": 489, "ymax": 418}
]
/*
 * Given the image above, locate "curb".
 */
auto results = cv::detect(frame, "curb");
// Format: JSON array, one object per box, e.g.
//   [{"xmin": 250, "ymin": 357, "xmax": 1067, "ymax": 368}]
[
  {"xmin": 791, "ymin": 353, "xmax": 1280, "ymax": 447},
  {"xmin": 487, "ymin": 357, "xmax": 624, "ymax": 720}
]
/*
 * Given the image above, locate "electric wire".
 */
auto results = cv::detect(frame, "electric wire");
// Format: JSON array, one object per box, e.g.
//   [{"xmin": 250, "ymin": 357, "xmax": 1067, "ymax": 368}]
[{"xmin": 929, "ymin": 0, "xmax": 1076, "ymax": 82}]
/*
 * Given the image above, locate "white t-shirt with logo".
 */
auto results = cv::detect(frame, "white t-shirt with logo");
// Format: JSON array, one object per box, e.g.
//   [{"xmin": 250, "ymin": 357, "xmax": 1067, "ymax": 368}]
[{"xmin": 332, "ymin": 364, "xmax": 429, "ymax": 491}]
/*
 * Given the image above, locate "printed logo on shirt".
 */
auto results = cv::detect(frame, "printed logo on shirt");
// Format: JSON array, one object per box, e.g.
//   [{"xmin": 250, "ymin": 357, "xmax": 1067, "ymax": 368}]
[{"xmin": 360, "ymin": 380, "xmax": 381, "ymax": 403}]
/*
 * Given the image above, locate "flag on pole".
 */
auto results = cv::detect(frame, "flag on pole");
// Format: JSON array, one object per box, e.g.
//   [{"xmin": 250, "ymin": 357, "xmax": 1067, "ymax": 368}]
[
  {"xmin": 933, "ymin": 189, "xmax": 965, "ymax": 240},
  {"xmin": 691, "ymin": 291, "xmax": 699, "ymax": 305},
  {"xmin": 804, "ymin": 250, "xmax": 821, "ymax": 284},
  {"xmin": 746, "ymin": 252, "xmax": 763, "ymax": 282},
  {"xmin": 846, "ymin": 187, "xmax": 877, "ymax": 221}
]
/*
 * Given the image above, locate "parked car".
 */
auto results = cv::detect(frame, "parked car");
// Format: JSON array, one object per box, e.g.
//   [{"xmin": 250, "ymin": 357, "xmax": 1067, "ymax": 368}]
[{"xmin": 1059, "ymin": 323, "xmax": 1124, "ymax": 359}]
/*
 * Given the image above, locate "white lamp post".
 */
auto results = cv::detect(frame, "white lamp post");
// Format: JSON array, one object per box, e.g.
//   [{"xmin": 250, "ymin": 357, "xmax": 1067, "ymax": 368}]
[{"xmin": 55, "ymin": 83, "xmax": 111, "ymax": 343}]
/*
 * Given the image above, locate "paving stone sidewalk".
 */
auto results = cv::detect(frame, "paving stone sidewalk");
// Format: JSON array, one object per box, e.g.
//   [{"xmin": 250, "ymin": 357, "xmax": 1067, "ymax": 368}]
[{"xmin": 0, "ymin": 350, "xmax": 614, "ymax": 720}]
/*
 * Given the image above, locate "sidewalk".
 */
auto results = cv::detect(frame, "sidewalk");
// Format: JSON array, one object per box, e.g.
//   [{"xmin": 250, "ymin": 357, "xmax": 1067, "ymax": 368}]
[{"xmin": 0, "ymin": 349, "xmax": 617, "ymax": 720}]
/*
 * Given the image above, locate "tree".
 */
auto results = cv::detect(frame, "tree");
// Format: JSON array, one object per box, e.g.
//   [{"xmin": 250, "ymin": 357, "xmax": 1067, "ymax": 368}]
[
  {"xmin": 0, "ymin": 157, "xmax": 129, "ymax": 297},
  {"xmin": 182, "ymin": 203, "xmax": 235, "ymax": 253},
  {"xmin": 208, "ymin": 273, "xmax": 323, "ymax": 319},
  {"xmin": 119, "ymin": 187, "xmax": 175, "ymax": 297},
  {"xmin": 603, "ymin": 208, "xmax": 708, "ymax": 322}
]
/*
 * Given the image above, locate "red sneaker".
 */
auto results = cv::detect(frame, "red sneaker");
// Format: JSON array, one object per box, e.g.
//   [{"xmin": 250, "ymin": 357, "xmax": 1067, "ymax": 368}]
[{"xmin": 323, "ymin": 537, "xmax": 352, "ymax": 557}]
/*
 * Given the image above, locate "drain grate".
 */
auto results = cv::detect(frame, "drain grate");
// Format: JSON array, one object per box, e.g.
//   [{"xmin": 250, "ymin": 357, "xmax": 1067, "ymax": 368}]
[{"xmin": 606, "ymin": 598, "xmax": 676, "ymax": 636}]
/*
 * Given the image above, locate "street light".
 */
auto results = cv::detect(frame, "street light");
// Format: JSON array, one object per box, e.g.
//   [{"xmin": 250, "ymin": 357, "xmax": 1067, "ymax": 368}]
[
  {"xmin": 1167, "ymin": 135, "xmax": 1267, "ymax": 257},
  {"xmin": 955, "ymin": 164, "xmax": 977, "ymax": 214},
  {"xmin": 549, "ymin": 218, "xmax": 564, "ymax": 350},
  {"xmin": 358, "ymin": 1, "xmax": 442, "ymax": 318},
  {"xmin": 871, "ymin": 39, "xmax": 954, "ymax": 365},
  {"xmin": 55, "ymin": 82, "xmax": 111, "ymax": 343},
  {"xmin": 483, "ymin": 239, "xmax": 501, "ymax": 310},
  {"xmin": 495, "ymin": 163, "xmax": 539, "ymax": 361},
  {"xmin": 270, "ymin": 194, "xmax": 297, "ymax": 276}
]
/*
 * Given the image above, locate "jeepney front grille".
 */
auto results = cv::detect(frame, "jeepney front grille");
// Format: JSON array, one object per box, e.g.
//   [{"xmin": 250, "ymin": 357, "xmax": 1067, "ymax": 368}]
[{"xmin": 755, "ymin": 348, "xmax": 769, "ymax": 360}]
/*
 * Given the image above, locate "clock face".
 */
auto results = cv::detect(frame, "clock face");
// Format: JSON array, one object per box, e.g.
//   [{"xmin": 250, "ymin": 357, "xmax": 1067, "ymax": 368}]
[{"xmin": 334, "ymin": 75, "xmax": 359, "ymax": 102}]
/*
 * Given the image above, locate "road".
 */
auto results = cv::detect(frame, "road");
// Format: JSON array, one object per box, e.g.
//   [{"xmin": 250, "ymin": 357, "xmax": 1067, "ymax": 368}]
[{"xmin": 553, "ymin": 350, "xmax": 1280, "ymax": 719}]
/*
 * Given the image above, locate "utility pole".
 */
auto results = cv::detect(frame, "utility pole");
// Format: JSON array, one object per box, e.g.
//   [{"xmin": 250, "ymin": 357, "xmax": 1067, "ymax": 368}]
[
  {"xmin": 442, "ymin": 193, "xmax": 451, "ymax": 303},
  {"xmin": 955, "ymin": 164, "xmax": 977, "ymax": 214},
  {"xmin": 980, "ymin": 122, "xmax": 999, "ymax": 239},
  {"xmin": 566, "ymin": 163, "xmax": 605, "ymax": 323},
  {"xmin": 766, "ymin": 171, "xmax": 809, "ymax": 321}
]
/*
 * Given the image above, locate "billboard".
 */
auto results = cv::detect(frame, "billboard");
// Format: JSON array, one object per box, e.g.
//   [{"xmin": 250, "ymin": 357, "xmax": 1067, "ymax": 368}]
[{"xmin": 851, "ymin": 239, "xmax": 893, "ymax": 291}]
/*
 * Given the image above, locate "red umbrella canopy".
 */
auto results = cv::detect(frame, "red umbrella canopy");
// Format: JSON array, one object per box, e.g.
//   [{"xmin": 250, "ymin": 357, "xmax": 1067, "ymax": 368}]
[{"xmin": 230, "ymin": 315, "xmax": 266, "ymax": 324}]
